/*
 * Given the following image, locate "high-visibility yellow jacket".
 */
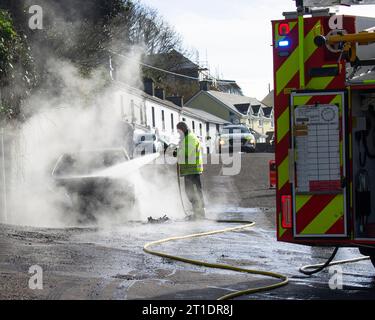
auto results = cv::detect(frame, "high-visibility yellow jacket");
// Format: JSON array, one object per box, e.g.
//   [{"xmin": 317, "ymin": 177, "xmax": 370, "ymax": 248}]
[{"xmin": 178, "ymin": 131, "xmax": 203, "ymax": 176}]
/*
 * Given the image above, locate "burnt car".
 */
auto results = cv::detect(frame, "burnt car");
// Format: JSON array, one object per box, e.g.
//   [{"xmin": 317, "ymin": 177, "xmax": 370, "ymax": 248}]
[{"xmin": 52, "ymin": 148, "xmax": 135, "ymax": 222}]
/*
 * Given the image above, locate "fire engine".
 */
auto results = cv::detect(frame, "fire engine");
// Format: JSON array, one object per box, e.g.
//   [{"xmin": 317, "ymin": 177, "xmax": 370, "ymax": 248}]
[{"xmin": 273, "ymin": 0, "xmax": 375, "ymax": 267}]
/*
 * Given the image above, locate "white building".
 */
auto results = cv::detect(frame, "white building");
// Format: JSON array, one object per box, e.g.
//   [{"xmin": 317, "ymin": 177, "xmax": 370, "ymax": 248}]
[{"xmin": 112, "ymin": 80, "xmax": 228, "ymax": 154}]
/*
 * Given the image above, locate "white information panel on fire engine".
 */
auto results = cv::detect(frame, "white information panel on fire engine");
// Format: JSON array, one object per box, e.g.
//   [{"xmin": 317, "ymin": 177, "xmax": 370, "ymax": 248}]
[{"xmin": 294, "ymin": 104, "xmax": 341, "ymax": 193}]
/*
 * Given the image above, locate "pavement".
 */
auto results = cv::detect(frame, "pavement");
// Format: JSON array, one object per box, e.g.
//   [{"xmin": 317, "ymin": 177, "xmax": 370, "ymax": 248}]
[{"xmin": 1, "ymin": 153, "xmax": 375, "ymax": 300}]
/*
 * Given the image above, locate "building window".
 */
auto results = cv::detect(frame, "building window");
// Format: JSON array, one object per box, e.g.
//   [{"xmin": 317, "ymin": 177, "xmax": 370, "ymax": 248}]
[
  {"xmin": 199, "ymin": 123, "xmax": 203, "ymax": 136},
  {"xmin": 171, "ymin": 113, "xmax": 174, "ymax": 132},
  {"xmin": 140, "ymin": 103, "xmax": 144, "ymax": 125},
  {"xmin": 182, "ymin": 117, "xmax": 186, "ymax": 122},
  {"xmin": 216, "ymin": 124, "xmax": 220, "ymax": 133},
  {"xmin": 259, "ymin": 119, "xmax": 263, "ymax": 127},
  {"xmin": 162, "ymin": 110, "xmax": 165, "ymax": 130},
  {"xmin": 192, "ymin": 121, "xmax": 195, "ymax": 132},
  {"xmin": 143, "ymin": 103, "xmax": 147, "ymax": 126},
  {"xmin": 131, "ymin": 100, "xmax": 135, "ymax": 123},
  {"xmin": 206, "ymin": 123, "xmax": 210, "ymax": 134},
  {"xmin": 152, "ymin": 107, "xmax": 155, "ymax": 128}
]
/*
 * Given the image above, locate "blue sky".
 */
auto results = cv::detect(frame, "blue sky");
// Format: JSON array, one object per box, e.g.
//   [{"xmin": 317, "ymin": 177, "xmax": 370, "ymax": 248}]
[{"xmin": 143, "ymin": 0, "xmax": 374, "ymax": 99}]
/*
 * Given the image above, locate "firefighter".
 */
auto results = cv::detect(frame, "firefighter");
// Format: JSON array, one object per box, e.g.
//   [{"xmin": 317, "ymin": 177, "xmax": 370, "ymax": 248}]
[{"xmin": 176, "ymin": 122, "xmax": 205, "ymax": 220}]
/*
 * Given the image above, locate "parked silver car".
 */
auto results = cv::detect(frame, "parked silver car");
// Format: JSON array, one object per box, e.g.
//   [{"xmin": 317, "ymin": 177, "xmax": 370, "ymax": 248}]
[
  {"xmin": 133, "ymin": 132, "xmax": 163, "ymax": 157},
  {"xmin": 218, "ymin": 125, "xmax": 256, "ymax": 153}
]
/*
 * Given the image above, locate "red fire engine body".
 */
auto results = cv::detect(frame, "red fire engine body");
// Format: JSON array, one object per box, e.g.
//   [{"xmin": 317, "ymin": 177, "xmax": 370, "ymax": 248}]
[{"xmin": 272, "ymin": 4, "xmax": 375, "ymax": 263}]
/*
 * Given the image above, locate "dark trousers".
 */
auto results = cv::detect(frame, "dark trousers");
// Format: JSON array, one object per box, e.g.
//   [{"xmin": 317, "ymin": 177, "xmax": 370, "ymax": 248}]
[{"xmin": 184, "ymin": 174, "xmax": 205, "ymax": 218}]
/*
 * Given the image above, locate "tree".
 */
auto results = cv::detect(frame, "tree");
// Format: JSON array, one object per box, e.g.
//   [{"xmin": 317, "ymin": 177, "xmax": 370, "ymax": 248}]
[
  {"xmin": 127, "ymin": 2, "xmax": 183, "ymax": 55},
  {"xmin": 0, "ymin": 9, "xmax": 36, "ymax": 122},
  {"xmin": 0, "ymin": 0, "xmax": 191, "ymax": 121}
]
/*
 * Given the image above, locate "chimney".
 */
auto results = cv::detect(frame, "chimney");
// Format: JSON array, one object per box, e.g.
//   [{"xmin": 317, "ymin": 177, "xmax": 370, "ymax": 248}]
[
  {"xmin": 200, "ymin": 80, "xmax": 210, "ymax": 91},
  {"xmin": 144, "ymin": 78, "xmax": 155, "ymax": 96},
  {"xmin": 166, "ymin": 96, "xmax": 184, "ymax": 107},
  {"xmin": 155, "ymin": 88, "xmax": 166, "ymax": 100}
]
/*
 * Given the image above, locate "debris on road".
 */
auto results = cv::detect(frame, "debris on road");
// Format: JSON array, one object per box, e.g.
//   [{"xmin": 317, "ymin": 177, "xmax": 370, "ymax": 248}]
[{"xmin": 147, "ymin": 215, "xmax": 170, "ymax": 224}]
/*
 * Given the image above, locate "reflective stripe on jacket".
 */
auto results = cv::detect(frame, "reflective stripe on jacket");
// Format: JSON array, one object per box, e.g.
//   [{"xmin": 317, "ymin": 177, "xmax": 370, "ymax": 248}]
[{"xmin": 178, "ymin": 131, "xmax": 203, "ymax": 176}]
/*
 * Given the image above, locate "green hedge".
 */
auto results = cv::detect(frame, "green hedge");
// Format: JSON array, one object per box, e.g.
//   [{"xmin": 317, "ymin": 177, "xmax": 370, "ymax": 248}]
[
  {"xmin": 0, "ymin": 10, "xmax": 17, "ymax": 73},
  {"xmin": 0, "ymin": 9, "xmax": 35, "ymax": 121}
]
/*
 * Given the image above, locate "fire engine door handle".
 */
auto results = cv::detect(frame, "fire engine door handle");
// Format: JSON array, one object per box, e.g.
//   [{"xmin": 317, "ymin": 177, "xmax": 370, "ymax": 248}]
[{"xmin": 288, "ymin": 149, "xmax": 295, "ymax": 184}]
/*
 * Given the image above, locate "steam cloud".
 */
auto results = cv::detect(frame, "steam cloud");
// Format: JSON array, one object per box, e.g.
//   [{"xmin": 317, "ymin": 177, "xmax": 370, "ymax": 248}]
[{"xmin": 1, "ymin": 21, "xmax": 185, "ymax": 227}]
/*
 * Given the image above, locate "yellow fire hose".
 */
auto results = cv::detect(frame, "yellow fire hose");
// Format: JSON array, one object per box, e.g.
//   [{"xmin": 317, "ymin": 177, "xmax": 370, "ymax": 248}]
[
  {"xmin": 143, "ymin": 163, "xmax": 288, "ymax": 300},
  {"xmin": 143, "ymin": 220, "xmax": 289, "ymax": 300},
  {"xmin": 143, "ymin": 223, "xmax": 371, "ymax": 300},
  {"xmin": 299, "ymin": 250, "xmax": 370, "ymax": 275},
  {"xmin": 142, "ymin": 164, "xmax": 370, "ymax": 300}
]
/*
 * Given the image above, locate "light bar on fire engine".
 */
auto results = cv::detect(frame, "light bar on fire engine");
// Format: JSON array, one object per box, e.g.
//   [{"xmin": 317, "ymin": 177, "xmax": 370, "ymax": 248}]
[{"xmin": 278, "ymin": 40, "xmax": 290, "ymax": 47}]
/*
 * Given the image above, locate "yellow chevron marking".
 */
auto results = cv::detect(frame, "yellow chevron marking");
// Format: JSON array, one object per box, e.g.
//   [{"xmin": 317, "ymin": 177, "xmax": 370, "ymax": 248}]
[
  {"xmin": 277, "ymin": 107, "xmax": 290, "ymax": 144},
  {"xmin": 305, "ymin": 76, "xmax": 335, "ymax": 91},
  {"xmin": 278, "ymin": 213, "xmax": 287, "ymax": 238},
  {"xmin": 301, "ymin": 195, "xmax": 344, "ymax": 235},
  {"xmin": 278, "ymin": 156, "xmax": 289, "ymax": 191},
  {"xmin": 295, "ymin": 195, "xmax": 313, "ymax": 214},
  {"xmin": 276, "ymin": 21, "xmax": 321, "ymax": 96}
]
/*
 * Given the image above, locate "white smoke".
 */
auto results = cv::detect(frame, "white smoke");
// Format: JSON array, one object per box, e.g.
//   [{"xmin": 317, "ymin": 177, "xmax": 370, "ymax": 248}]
[{"xmin": 2, "ymin": 45, "xmax": 185, "ymax": 228}]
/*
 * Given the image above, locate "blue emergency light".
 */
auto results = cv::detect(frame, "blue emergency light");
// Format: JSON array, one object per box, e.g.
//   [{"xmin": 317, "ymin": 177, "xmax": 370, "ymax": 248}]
[{"xmin": 278, "ymin": 39, "xmax": 290, "ymax": 48}]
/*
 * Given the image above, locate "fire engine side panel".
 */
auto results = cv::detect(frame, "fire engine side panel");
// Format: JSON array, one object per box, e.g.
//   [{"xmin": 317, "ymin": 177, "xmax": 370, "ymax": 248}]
[
  {"xmin": 291, "ymin": 91, "xmax": 348, "ymax": 238},
  {"xmin": 273, "ymin": 15, "xmax": 356, "ymax": 245},
  {"xmin": 273, "ymin": 18, "xmax": 299, "ymax": 243}
]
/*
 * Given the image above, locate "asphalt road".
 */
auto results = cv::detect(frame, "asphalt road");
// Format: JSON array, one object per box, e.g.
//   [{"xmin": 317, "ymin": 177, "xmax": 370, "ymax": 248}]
[{"xmin": 0, "ymin": 153, "xmax": 375, "ymax": 300}]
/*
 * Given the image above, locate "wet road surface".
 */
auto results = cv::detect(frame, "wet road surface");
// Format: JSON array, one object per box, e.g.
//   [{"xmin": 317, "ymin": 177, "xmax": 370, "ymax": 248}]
[{"xmin": 0, "ymin": 154, "xmax": 374, "ymax": 300}]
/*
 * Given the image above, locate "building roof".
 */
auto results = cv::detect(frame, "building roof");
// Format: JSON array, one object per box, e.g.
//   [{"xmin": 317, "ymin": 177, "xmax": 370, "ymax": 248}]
[
  {"xmin": 181, "ymin": 107, "xmax": 229, "ymax": 125},
  {"xmin": 147, "ymin": 49, "xmax": 199, "ymax": 72},
  {"xmin": 204, "ymin": 90, "xmax": 266, "ymax": 117},
  {"xmin": 114, "ymin": 81, "xmax": 229, "ymax": 126},
  {"xmin": 113, "ymin": 81, "xmax": 182, "ymax": 112},
  {"xmin": 216, "ymin": 80, "xmax": 243, "ymax": 95},
  {"xmin": 208, "ymin": 90, "xmax": 259, "ymax": 107},
  {"xmin": 262, "ymin": 90, "xmax": 274, "ymax": 108}
]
